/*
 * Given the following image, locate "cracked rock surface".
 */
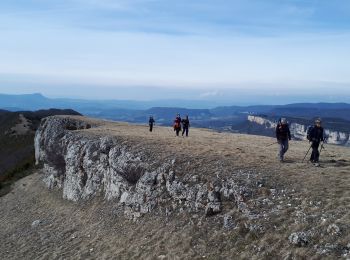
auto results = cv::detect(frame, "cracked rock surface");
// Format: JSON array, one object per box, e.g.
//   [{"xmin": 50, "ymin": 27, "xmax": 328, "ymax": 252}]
[{"xmin": 35, "ymin": 116, "xmax": 266, "ymax": 220}]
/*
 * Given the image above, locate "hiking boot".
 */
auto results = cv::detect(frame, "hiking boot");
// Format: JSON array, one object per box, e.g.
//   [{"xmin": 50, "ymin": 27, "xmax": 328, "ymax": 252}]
[{"xmin": 314, "ymin": 162, "xmax": 320, "ymax": 167}]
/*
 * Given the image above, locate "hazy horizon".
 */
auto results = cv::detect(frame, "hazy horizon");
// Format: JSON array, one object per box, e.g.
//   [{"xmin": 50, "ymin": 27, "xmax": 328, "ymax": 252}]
[
  {"xmin": 1, "ymin": 0, "xmax": 350, "ymax": 102},
  {"xmin": 1, "ymin": 90, "xmax": 350, "ymax": 108}
]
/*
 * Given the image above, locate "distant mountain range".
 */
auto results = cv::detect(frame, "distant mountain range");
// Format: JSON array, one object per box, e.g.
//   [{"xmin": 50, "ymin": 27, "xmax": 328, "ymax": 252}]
[
  {"xmin": 0, "ymin": 93, "xmax": 228, "ymax": 111},
  {"xmin": 1, "ymin": 93, "xmax": 350, "ymax": 145}
]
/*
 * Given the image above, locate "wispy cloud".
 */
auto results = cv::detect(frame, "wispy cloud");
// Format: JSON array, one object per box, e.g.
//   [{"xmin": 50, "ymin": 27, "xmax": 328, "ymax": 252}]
[
  {"xmin": 2, "ymin": 0, "xmax": 350, "ymax": 36},
  {"xmin": 0, "ymin": 0, "xmax": 350, "ymax": 98},
  {"xmin": 199, "ymin": 91, "xmax": 221, "ymax": 98}
]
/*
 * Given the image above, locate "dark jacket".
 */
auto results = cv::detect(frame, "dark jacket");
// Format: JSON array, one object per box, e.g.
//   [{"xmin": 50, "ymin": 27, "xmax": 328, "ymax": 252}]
[
  {"xmin": 149, "ymin": 118, "xmax": 155, "ymax": 125},
  {"xmin": 276, "ymin": 123, "xmax": 291, "ymax": 141},
  {"xmin": 308, "ymin": 126, "xmax": 324, "ymax": 143},
  {"xmin": 182, "ymin": 118, "xmax": 190, "ymax": 128}
]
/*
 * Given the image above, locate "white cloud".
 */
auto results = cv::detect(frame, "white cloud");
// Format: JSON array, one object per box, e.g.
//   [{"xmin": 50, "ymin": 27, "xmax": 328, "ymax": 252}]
[
  {"xmin": 199, "ymin": 91, "xmax": 221, "ymax": 98},
  {"xmin": 1, "ymin": 25, "xmax": 350, "ymax": 88},
  {"xmin": 1, "ymin": 0, "xmax": 350, "ymax": 96},
  {"xmin": 69, "ymin": 0, "xmax": 129, "ymax": 10}
]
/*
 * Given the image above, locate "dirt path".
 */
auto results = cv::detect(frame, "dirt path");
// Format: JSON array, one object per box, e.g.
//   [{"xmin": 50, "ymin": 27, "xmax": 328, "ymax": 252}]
[{"xmin": 9, "ymin": 114, "xmax": 33, "ymax": 135}]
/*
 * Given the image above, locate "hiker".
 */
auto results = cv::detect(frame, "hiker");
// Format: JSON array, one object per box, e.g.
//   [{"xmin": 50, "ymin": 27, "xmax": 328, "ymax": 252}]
[
  {"xmin": 149, "ymin": 116, "xmax": 155, "ymax": 132},
  {"xmin": 307, "ymin": 118, "xmax": 325, "ymax": 166},
  {"xmin": 275, "ymin": 118, "xmax": 291, "ymax": 162},
  {"xmin": 181, "ymin": 115, "xmax": 190, "ymax": 137},
  {"xmin": 173, "ymin": 114, "xmax": 182, "ymax": 136}
]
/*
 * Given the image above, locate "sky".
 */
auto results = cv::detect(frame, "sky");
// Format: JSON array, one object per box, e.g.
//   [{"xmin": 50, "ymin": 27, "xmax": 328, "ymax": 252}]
[{"xmin": 0, "ymin": 0, "xmax": 350, "ymax": 103}]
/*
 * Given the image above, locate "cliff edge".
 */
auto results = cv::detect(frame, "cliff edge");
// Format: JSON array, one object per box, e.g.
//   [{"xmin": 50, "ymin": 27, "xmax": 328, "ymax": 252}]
[
  {"xmin": 1, "ymin": 115, "xmax": 350, "ymax": 259},
  {"xmin": 34, "ymin": 115, "xmax": 261, "ymax": 219}
]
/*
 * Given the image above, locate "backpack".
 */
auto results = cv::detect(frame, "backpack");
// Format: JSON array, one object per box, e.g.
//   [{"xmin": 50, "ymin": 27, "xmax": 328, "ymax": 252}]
[
  {"xmin": 174, "ymin": 121, "xmax": 180, "ymax": 129},
  {"xmin": 306, "ymin": 125, "xmax": 313, "ymax": 141}
]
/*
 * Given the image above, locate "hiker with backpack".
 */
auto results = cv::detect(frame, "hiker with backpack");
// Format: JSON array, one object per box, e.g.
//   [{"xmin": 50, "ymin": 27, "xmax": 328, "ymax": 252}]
[
  {"xmin": 307, "ymin": 118, "xmax": 325, "ymax": 166},
  {"xmin": 173, "ymin": 114, "xmax": 182, "ymax": 136},
  {"xmin": 275, "ymin": 118, "xmax": 291, "ymax": 162},
  {"xmin": 181, "ymin": 115, "xmax": 190, "ymax": 137},
  {"xmin": 149, "ymin": 116, "xmax": 155, "ymax": 132}
]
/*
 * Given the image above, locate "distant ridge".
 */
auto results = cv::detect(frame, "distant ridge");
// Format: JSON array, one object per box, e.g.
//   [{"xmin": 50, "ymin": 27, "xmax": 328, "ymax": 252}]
[
  {"xmin": 1, "ymin": 93, "xmax": 350, "ymax": 139},
  {"xmin": 1, "ymin": 93, "xmax": 350, "ymax": 112}
]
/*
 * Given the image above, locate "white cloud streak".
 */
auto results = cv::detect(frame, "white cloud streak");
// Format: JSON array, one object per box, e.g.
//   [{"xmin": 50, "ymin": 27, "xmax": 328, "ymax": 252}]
[{"xmin": 0, "ymin": 0, "xmax": 350, "ymax": 97}]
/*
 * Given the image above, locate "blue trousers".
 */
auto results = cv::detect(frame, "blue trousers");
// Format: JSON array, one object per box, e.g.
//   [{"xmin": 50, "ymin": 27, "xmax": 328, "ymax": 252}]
[{"xmin": 279, "ymin": 139, "xmax": 289, "ymax": 160}]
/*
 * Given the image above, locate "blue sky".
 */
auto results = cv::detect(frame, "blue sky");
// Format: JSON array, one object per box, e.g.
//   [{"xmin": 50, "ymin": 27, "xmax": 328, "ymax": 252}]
[{"xmin": 0, "ymin": 0, "xmax": 350, "ymax": 102}]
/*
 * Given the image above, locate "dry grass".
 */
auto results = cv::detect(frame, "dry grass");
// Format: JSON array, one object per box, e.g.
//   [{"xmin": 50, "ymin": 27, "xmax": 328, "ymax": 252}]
[{"xmin": 1, "ymin": 116, "xmax": 349, "ymax": 259}]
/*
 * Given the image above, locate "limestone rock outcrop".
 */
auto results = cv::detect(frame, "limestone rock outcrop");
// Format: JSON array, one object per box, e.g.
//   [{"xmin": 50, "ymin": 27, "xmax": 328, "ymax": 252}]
[
  {"xmin": 247, "ymin": 115, "xmax": 350, "ymax": 146},
  {"xmin": 35, "ymin": 116, "xmax": 261, "ymax": 219}
]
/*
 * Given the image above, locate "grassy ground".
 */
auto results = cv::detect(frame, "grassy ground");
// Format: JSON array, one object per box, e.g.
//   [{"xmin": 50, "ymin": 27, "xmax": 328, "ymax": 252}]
[
  {"xmin": 0, "ymin": 156, "xmax": 35, "ymax": 197},
  {"xmin": 0, "ymin": 112, "xmax": 36, "ymax": 196},
  {"xmin": 1, "ymin": 116, "xmax": 349, "ymax": 259}
]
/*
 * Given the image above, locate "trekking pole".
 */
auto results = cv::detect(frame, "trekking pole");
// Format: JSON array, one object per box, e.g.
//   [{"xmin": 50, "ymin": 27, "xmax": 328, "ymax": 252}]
[
  {"xmin": 302, "ymin": 144, "xmax": 313, "ymax": 163},
  {"xmin": 319, "ymin": 142, "xmax": 325, "ymax": 156},
  {"xmin": 266, "ymin": 141, "xmax": 278, "ymax": 147}
]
